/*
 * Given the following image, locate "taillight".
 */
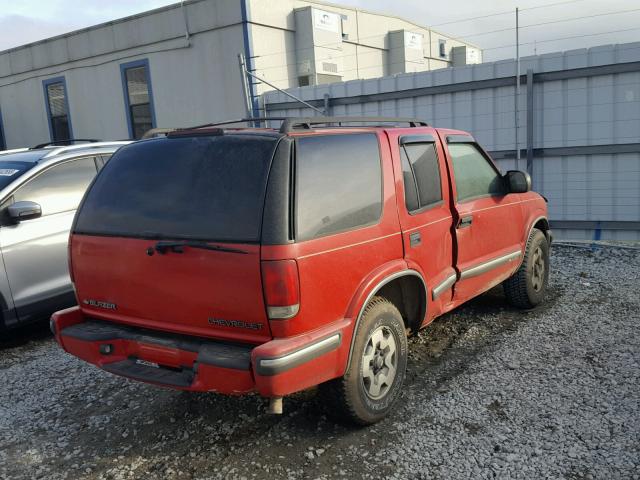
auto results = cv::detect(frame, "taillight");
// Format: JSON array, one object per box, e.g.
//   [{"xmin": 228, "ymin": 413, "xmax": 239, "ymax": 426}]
[{"xmin": 261, "ymin": 260, "xmax": 300, "ymax": 319}]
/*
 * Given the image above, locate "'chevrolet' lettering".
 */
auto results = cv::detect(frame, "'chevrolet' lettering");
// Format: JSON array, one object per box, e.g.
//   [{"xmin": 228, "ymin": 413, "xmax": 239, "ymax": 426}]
[{"xmin": 208, "ymin": 318, "xmax": 262, "ymax": 330}]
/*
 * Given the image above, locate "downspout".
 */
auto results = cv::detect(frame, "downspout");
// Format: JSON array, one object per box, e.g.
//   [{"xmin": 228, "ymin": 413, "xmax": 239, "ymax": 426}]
[
  {"xmin": 241, "ymin": 0, "xmax": 259, "ymax": 118},
  {"xmin": 180, "ymin": 1, "xmax": 191, "ymax": 46}
]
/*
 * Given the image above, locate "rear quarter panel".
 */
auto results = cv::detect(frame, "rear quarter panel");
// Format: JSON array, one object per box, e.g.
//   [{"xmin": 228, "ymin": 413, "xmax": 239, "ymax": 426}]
[{"xmin": 261, "ymin": 131, "xmax": 404, "ymax": 339}]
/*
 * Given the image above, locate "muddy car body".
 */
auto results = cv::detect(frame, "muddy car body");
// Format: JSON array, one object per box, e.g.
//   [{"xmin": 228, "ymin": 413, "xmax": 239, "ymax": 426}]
[{"xmin": 52, "ymin": 117, "xmax": 551, "ymax": 424}]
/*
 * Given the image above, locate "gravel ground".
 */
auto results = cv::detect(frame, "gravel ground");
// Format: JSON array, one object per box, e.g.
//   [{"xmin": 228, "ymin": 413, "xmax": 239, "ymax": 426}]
[{"xmin": 1, "ymin": 245, "xmax": 639, "ymax": 480}]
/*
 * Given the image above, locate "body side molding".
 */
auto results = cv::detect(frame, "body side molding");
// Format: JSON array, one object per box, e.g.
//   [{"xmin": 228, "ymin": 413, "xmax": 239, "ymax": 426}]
[
  {"xmin": 460, "ymin": 250, "xmax": 521, "ymax": 280},
  {"xmin": 432, "ymin": 273, "xmax": 457, "ymax": 300}
]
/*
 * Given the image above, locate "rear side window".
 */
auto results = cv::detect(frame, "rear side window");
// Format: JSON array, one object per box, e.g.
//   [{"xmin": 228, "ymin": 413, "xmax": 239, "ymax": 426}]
[
  {"xmin": 296, "ymin": 134, "xmax": 382, "ymax": 241},
  {"xmin": 400, "ymin": 143, "xmax": 442, "ymax": 213},
  {"xmin": 74, "ymin": 135, "xmax": 279, "ymax": 242},
  {"xmin": 448, "ymin": 143, "xmax": 505, "ymax": 202}
]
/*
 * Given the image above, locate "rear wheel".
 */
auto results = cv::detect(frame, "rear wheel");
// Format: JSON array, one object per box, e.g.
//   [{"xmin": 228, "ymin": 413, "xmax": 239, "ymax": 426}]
[
  {"xmin": 321, "ymin": 296, "xmax": 408, "ymax": 425},
  {"xmin": 503, "ymin": 228, "xmax": 550, "ymax": 308}
]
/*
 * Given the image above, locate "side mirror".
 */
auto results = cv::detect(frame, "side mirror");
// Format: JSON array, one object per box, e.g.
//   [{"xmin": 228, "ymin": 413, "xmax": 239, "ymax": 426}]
[
  {"xmin": 505, "ymin": 170, "xmax": 531, "ymax": 193},
  {"xmin": 7, "ymin": 201, "xmax": 42, "ymax": 222}
]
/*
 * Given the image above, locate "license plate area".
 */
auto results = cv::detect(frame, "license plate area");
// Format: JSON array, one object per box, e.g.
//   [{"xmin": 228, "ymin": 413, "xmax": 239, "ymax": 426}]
[
  {"xmin": 135, "ymin": 359, "xmax": 159, "ymax": 369},
  {"xmin": 103, "ymin": 357, "xmax": 195, "ymax": 387}
]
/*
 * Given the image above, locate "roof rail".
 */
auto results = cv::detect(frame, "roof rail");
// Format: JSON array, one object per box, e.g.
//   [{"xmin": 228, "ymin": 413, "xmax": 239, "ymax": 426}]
[
  {"xmin": 141, "ymin": 127, "xmax": 178, "ymax": 139},
  {"xmin": 278, "ymin": 117, "xmax": 428, "ymax": 133},
  {"xmin": 176, "ymin": 118, "xmax": 289, "ymax": 131},
  {"xmin": 32, "ymin": 139, "xmax": 101, "ymax": 149},
  {"xmin": 41, "ymin": 141, "xmax": 131, "ymax": 159},
  {"xmin": 170, "ymin": 117, "xmax": 428, "ymax": 134},
  {"xmin": 0, "ymin": 147, "xmax": 29, "ymax": 156}
]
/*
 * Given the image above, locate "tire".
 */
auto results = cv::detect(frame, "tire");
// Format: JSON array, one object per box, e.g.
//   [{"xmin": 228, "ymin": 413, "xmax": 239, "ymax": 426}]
[
  {"xmin": 321, "ymin": 296, "xmax": 408, "ymax": 425},
  {"xmin": 503, "ymin": 228, "xmax": 550, "ymax": 309}
]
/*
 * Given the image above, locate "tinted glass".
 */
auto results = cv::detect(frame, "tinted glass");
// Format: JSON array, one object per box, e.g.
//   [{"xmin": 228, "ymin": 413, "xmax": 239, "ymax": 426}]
[
  {"xmin": 14, "ymin": 158, "xmax": 97, "ymax": 216},
  {"xmin": 296, "ymin": 134, "xmax": 382, "ymax": 240},
  {"xmin": 0, "ymin": 161, "xmax": 34, "ymax": 190},
  {"xmin": 75, "ymin": 135, "xmax": 279, "ymax": 242},
  {"xmin": 401, "ymin": 143, "xmax": 442, "ymax": 212},
  {"xmin": 448, "ymin": 143, "xmax": 505, "ymax": 202},
  {"xmin": 400, "ymin": 148, "xmax": 419, "ymax": 212}
]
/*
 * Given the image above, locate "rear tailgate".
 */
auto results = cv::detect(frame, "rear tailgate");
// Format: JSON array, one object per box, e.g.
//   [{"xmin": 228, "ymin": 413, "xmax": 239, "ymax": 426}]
[
  {"xmin": 72, "ymin": 235, "xmax": 270, "ymax": 342},
  {"xmin": 71, "ymin": 133, "xmax": 284, "ymax": 343}
]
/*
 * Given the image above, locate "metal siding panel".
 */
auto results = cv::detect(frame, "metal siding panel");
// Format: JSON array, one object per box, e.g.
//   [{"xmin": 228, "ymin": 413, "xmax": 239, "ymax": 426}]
[{"xmin": 261, "ymin": 43, "xmax": 640, "ymax": 238}]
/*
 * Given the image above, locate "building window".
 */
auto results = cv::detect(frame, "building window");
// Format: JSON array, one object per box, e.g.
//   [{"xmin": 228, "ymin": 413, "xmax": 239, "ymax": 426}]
[
  {"xmin": 120, "ymin": 59, "xmax": 156, "ymax": 140},
  {"xmin": 0, "ymin": 108, "xmax": 6, "ymax": 150},
  {"xmin": 298, "ymin": 76, "xmax": 311, "ymax": 87},
  {"xmin": 439, "ymin": 39, "xmax": 447, "ymax": 59},
  {"xmin": 341, "ymin": 14, "xmax": 348, "ymax": 40},
  {"xmin": 43, "ymin": 77, "xmax": 73, "ymax": 143}
]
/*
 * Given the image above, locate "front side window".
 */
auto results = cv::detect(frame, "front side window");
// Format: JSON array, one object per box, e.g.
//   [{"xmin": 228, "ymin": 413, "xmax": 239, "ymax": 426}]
[
  {"xmin": 401, "ymin": 142, "xmax": 442, "ymax": 213},
  {"xmin": 13, "ymin": 157, "xmax": 97, "ymax": 216},
  {"xmin": 296, "ymin": 134, "xmax": 382, "ymax": 241},
  {"xmin": 448, "ymin": 143, "xmax": 505, "ymax": 202},
  {"xmin": 121, "ymin": 60, "xmax": 155, "ymax": 140},
  {"xmin": 43, "ymin": 78, "xmax": 72, "ymax": 142}
]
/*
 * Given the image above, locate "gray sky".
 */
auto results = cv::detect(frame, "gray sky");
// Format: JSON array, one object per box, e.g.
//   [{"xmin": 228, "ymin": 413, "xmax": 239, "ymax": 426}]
[{"xmin": 0, "ymin": 0, "xmax": 638, "ymax": 61}]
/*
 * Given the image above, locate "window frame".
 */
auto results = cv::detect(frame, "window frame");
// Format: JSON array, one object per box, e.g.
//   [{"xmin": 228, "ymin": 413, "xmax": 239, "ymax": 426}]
[
  {"xmin": 0, "ymin": 107, "xmax": 6, "ymax": 150},
  {"xmin": 4, "ymin": 155, "xmax": 98, "ymax": 219},
  {"xmin": 399, "ymin": 141, "xmax": 444, "ymax": 216},
  {"xmin": 42, "ymin": 76, "xmax": 73, "ymax": 143},
  {"xmin": 293, "ymin": 132, "xmax": 384, "ymax": 242},
  {"xmin": 439, "ymin": 39, "xmax": 447, "ymax": 59},
  {"xmin": 120, "ymin": 59, "xmax": 156, "ymax": 140},
  {"xmin": 447, "ymin": 141, "xmax": 507, "ymax": 204}
]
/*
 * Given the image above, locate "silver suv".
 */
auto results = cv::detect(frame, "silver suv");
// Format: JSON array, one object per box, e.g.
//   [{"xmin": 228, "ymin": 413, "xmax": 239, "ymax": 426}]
[{"xmin": 0, "ymin": 141, "xmax": 129, "ymax": 331}]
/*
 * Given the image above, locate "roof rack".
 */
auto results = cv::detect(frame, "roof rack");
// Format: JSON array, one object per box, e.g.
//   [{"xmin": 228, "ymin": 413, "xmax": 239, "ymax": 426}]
[
  {"xmin": 141, "ymin": 127, "xmax": 178, "ymax": 139},
  {"xmin": 0, "ymin": 147, "xmax": 29, "ymax": 156},
  {"xmin": 278, "ymin": 117, "xmax": 428, "ymax": 133},
  {"xmin": 168, "ymin": 116, "xmax": 428, "ymax": 135},
  {"xmin": 32, "ymin": 139, "xmax": 101, "ymax": 149},
  {"xmin": 41, "ymin": 141, "xmax": 131, "ymax": 159}
]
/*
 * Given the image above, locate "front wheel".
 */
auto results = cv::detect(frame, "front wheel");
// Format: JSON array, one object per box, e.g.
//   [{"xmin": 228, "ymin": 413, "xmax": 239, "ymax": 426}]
[
  {"xmin": 503, "ymin": 228, "xmax": 550, "ymax": 308},
  {"xmin": 321, "ymin": 296, "xmax": 408, "ymax": 425}
]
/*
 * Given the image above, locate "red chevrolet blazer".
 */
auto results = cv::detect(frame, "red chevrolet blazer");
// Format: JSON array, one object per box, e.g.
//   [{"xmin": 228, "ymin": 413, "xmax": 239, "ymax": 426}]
[{"xmin": 51, "ymin": 117, "xmax": 551, "ymax": 424}]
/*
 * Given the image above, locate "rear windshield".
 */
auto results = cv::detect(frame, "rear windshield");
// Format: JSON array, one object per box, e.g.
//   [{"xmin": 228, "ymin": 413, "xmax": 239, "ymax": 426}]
[
  {"xmin": 74, "ymin": 135, "xmax": 279, "ymax": 242},
  {"xmin": 0, "ymin": 161, "xmax": 34, "ymax": 190}
]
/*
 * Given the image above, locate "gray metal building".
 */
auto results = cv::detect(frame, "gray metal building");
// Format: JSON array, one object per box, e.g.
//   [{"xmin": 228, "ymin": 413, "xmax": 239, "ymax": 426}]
[
  {"xmin": 264, "ymin": 42, "xmax": 640, "ymax": 240},
  {"xmin": 0, "ymin": 0, "xmax": 480, "ymax": 149}
]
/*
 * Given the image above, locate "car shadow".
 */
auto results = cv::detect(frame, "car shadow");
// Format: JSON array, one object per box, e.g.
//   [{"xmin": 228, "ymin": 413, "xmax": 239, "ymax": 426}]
[{"xmin": 0, "ymin": 319, "xmax": 52, "ymax": 350}]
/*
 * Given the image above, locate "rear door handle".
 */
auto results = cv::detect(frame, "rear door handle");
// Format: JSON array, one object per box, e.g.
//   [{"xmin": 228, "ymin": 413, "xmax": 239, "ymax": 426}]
[{"xmin": 457, "ymin": 216, "xmax": 473, "ymax": 228}]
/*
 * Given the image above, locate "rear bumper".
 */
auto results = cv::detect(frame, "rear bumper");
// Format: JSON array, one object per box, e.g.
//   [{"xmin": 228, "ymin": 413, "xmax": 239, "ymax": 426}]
[{"xmin": 51, "ymin": 307, "xmax": 350, "ymax": 397}]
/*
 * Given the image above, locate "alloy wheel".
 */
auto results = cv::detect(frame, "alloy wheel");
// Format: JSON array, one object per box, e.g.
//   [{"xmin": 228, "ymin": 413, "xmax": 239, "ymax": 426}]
[{"xmin": 361, "ymin": 325, "xmax": 398, "ymax": 399}]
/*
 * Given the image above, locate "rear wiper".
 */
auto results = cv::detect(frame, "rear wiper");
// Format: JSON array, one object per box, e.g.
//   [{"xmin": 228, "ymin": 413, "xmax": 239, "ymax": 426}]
[{"xmin": 150, "ymin": 240, "xmax": 248, "ymax": 255}]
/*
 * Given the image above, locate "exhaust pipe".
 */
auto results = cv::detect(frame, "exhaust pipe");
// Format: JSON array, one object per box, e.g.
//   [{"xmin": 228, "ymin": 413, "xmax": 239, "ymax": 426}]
[{"xmin": 268, "ymin": 397, "xmax": 283, "ymax": 414}]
